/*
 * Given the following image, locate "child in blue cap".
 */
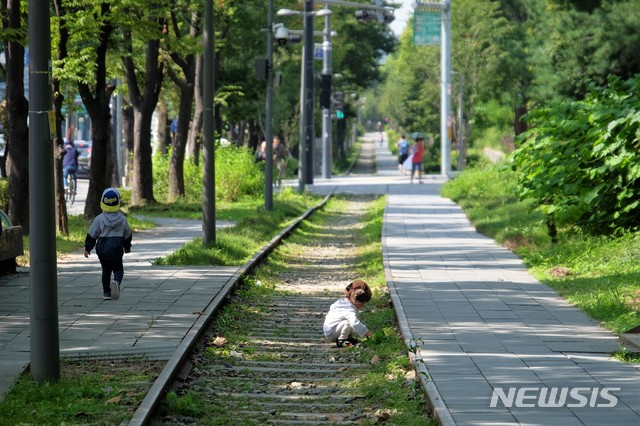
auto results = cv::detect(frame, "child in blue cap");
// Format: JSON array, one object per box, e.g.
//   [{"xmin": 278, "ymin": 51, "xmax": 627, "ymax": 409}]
[{"xmin": 84, "ymin": 188, "xmax": 133, "ymax": 300}]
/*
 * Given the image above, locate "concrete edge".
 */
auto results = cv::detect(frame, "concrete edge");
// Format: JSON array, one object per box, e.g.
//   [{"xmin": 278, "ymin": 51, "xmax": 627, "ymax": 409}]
[
  {"xmin": 128, "ymin": 192, "xmax": 333, "ymax": 426},
  {"xmin": 382, "ymin": 199, "xmax": 456, "ymax": 426}
]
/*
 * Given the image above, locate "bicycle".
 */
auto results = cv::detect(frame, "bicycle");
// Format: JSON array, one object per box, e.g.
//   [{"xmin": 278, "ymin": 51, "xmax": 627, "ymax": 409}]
[{"xmin": 65, "ymin": 173, "xmax": 76, "ymax": 205}]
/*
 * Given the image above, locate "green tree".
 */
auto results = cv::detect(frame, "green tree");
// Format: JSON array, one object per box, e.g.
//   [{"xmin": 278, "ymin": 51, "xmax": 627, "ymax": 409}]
[
  {"xmin": 165, "ymin": 0, "xmax": 201, "ymax": 200},
  {"xmin": 121, "ymin": 1, "xmax": 167, "ymax": 205}
]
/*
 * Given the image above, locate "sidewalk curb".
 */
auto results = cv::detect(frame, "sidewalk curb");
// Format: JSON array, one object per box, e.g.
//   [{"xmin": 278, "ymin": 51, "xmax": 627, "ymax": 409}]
[
  {"xmin": 128, "ymin": 192, "xmax": 333, "ymax": 426},
  {"xmin": 382, "ymin": 203, "xmax": 456, "ymax": 426}
]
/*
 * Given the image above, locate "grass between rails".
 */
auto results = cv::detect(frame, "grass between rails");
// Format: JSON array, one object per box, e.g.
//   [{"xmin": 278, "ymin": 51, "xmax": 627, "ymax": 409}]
[
  {"xmin": 441, "ymin": 164, "xmax": 640, "ymax": 338},
  {"xmin": 155, "ymin": 195, "xmax": 435, "ymax": 425}
]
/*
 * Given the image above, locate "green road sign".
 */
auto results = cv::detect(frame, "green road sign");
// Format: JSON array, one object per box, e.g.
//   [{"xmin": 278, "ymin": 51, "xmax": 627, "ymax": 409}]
[{"xmin": 414, "ymin": 10, "xmax": 440, "ymax": 46}]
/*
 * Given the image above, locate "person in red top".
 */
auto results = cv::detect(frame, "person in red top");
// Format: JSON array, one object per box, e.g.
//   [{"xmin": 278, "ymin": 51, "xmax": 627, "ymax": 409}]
[{"xmin": 410, "ymin": 136, "xmax": 425, "ymax": 184}]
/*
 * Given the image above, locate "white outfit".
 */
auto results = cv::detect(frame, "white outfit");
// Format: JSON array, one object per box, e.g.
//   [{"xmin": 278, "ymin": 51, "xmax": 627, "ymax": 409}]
[{"xmin": 323, "ymin": 298, "xmax": 369, "ymax": 342}]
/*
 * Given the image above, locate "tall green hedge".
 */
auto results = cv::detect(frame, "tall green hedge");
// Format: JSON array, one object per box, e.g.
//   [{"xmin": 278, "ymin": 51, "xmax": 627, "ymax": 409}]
[{"xmin": 510, "ymin": 75, "xmax": 640, "ymax": 233}]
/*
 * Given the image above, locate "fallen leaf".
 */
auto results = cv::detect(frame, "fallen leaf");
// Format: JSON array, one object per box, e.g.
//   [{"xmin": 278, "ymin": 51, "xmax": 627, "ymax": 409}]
[
  {"xmin": 211, "ymin": 336, "xmax": 227, "ymax": 347},
  {"xmin": 106, "ymin": 395, "xmax": 122, "ymax": 404}
]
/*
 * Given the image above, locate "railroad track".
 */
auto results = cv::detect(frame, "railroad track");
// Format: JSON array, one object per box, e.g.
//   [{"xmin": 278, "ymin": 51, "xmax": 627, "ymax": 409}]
[
  {"xmin": 150, "ymin": 194, "xmax": 384, "ymax": 424},
  {"xmin": 171, "ymin": 295, "xmax": 375, "ymax": 424},
  {"xmin": 138, "ymin": 140, "xmax": 430, "ymax": 425}
]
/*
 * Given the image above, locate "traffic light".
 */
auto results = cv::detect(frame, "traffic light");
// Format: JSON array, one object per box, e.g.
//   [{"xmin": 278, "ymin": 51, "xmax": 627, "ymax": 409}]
[
  {"xmin": 320, "ymin": 74, "xmax": 331, "ymax": 109},
  {"xmin": 355, "ymin": 10, "xmax": 377, "ymax": 22},
  {"xmin": 382, "ymin": 10, "xmax": 395, "ymax": 24},
  {"xmin": 355, "ymin": 9, "xmax": 394, "ymax": 24},
  {"xmin": 333, "ymin": 92, "xmax": 345, "ymax": 120}
]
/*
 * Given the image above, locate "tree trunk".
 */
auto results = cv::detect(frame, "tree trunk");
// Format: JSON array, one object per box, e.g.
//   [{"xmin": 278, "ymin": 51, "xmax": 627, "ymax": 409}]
[
  {"xmin": 187, "ymin": 54, "xmax": 203, "ymax": 165},
  {"xmin": 4, "ymin": 0, "xmax": 29, "ymax": 233},
  {"xmin": 167, "ymin": 61, "xmax": 195, "ymax": 199},
  {"xmin": 514, "ymin": 105, "xmax": 528, "ymax": 136},
  {"xmin": 52, "ymin": 0, "xmax": 69, "ymax": 234},
  {"xmin": 122, "ymin": 103, "xmax": 134, "ymax": 186},
  {"xmin": 78, "ymin": 6, "xmax": 115, "ymax": 219},
  {"xmin": 155, "ymin": 99, "xmax": 170, "ymax": 155},
  {"xmin": 123, "ymin": 30, "xmax": 164, "ymax": 206},
  {"xmin": 132, "ymin": 108, "xmax": 155, "ymax": 204}
]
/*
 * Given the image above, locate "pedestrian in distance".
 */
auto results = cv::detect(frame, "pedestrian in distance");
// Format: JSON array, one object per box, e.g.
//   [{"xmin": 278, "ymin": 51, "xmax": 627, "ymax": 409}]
[
  {"xmin": 410, "ymin": 135, "xmax": 425, "ymax": 184},
  {"xmin": 396, "ymin": 134, "xmax": 409, "ymax": 176},
  {"xmin": 62, "ymin": 140, "xmax": 80, "ymax": 192},
  {"xmin": 273, "ymin": 135, "xmax": 289, "ymax": 187},
  {"xmin": 255, "ymin": 139, "xmax": 267, "ymax": 163},
  {"xmin": 323, "ymin": 280, "xmax": 373, "ymax": 347},
  {"xmin": 84, "ymin": 188, "xmax": 133, "ymax": 301}
]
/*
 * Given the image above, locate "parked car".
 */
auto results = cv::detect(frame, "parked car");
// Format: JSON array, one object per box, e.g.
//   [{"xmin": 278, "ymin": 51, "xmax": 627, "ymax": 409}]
[{"xmin": 75, "ymin": 140, "xmax": 92, "ymax": 178}]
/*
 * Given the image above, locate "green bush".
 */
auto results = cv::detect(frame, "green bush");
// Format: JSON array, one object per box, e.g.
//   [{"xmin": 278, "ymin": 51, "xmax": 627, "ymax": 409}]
[
  {"xmin": 152, "ymin": 145, "xmax": 264, "ymax": 203},
  {"xmin": 510, "ymin": 75, "xmax": 640, "ymax": 233}
]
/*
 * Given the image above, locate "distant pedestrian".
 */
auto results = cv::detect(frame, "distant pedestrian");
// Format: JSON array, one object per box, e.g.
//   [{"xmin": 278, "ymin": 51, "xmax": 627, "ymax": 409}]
[
  {"xmin": 410, "ymin": 136, "xmax": 425, "ymax": 184},
  {"xmin": 396, "ymin": 134, "xmax": 409, "ymax": 176},
  {"xmin": 323, "ymin": 280, "xmax": 373, "ymax": 347},
  {"xmin": 84, "ymin": 188, "xmax": 132, "ymax": 301},
  {"xmin": 273, "ymin": 135, "xmax": 289, "ymax": 186},
  {"xmin": 62, "ymin": 140, "xmax": 80, "ymax": 191},
  {"xmin": 255, "ymin": 139, "xmax": 267, "ymax": 163}
]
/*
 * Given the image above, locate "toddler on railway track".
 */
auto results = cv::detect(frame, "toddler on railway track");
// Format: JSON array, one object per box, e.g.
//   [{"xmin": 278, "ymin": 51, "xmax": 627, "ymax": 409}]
[{"xmin": 323, "ymin": 280, "xmax": 373, "ymax": 347}]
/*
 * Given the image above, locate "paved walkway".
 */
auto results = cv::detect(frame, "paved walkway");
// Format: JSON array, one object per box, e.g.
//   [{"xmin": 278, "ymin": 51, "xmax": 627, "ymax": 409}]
[
  {"xmin": 305, "ymin": 133, "xmax": 640, "ymax": 425},
  {"xmin": 1, "ymin": 134, "xmax": 639, "ymax": 425},
  {"xmin": 0, "ymin": 217, "xmax": 237, "ymax": 398}
]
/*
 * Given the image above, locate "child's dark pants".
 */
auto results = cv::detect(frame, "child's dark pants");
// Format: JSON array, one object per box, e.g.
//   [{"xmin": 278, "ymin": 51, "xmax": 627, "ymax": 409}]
[{"xmin": 99, "ymin": 257, "xmax": 124, "ymax": 292}]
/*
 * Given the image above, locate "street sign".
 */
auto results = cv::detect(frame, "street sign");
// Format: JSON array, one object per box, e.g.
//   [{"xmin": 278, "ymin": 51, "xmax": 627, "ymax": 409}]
[
  {"xmin": 315, "ymin": 43, "xmax": 323, "ymax": 60},
  {"xmin": 414, "ymin": 10, "xmax": 440, "ymax": 46}
]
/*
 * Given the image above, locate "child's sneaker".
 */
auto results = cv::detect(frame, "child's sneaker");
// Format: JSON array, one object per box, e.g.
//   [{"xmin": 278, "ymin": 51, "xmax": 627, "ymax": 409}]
[
  {"xmin": 103, "ymin": 292, "xmax": 112, "ymax": 300},
  {"xmin": 110, "ymin": 281, "xmax": 120, "ymax": 300},
  {"xmin": 336, "ymin": 337, "xmax": 359, "ymax": 348}
]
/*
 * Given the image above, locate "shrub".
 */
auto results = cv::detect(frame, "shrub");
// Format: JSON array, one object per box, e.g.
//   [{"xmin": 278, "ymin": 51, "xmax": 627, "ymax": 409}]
[
  {"xmin": 152, "ymin": 145, "xmax": 264, "ymax": 203},
  {"xmin": 510, "ymin": 75, "xmax": 640, "ymax": 234}
]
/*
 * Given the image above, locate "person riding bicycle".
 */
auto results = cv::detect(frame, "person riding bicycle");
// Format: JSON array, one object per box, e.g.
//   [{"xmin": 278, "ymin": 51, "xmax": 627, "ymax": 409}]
[{"xmin": 63, "ymin": 140, "xmax": 80, "ymax": 193}]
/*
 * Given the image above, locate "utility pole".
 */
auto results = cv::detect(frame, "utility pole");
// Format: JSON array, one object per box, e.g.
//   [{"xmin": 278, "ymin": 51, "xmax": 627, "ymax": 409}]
[
  {"xmin": 29, "ymin": 0, "xmax": 60, "ymax": 382},
  {"xmin": 415, "ymin": 0, "xmax": 451, "ymax": 176},
  {"xmin": 264, "ymin": 0, "xmax": 274, "ymax": 210},
  {"xmin": 441, "ymin": 0, "xmax": 452, "ymax": 176},
  {"xmin": 202, "ymin": 0, "xmax": 215, "ymax": 245},
  {"xmin": 321, "ymin": 5, "xmax": 332, "ymax": 179},
  {"xmin": 303, "ymin": 0, "xmax": 315, "ymax": 185}
]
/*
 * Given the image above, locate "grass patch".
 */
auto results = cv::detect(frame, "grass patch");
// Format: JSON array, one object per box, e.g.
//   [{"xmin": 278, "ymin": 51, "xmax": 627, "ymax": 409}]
[
  {"xmin": 442, "ymin": 163, "xmax": 640, "ymax": 335},
  {"xmin": 0, "ymin": 359, "xmax": 163, "ymax": 424},
  {"xmin": 155, "ymin": 188, "xmax": 323, "ymax": 266}
]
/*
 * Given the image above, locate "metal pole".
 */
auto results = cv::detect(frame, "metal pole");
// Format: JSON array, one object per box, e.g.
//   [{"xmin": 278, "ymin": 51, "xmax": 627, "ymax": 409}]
[
  {"xmin": 298, "ymin": 40, "xmax": 306, "ymax": 192},
  {"xmin": 303, "ymin": 0, "xmax": 314, "ymax": 184},
  {"xmin": 457, "ymin": 74, "xmax": 464, "ymax": 172},
  {"xmin": 440, "ymin": 0, "xmax": 452, "ymax": 176},
  {"xmin": 264, "ymin": 1, "xmax": 274, "ymax": 210},
  {"xmin": 29, "ymin": 0, "xmax": 60, "ymax": 382},
  {"xmin": 321, "ymin": 5, "xmax": 332, "ymax": 179},
  {"xmin": 202, "ymin": 0, "xmax": 215, "ymax": 245}
]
